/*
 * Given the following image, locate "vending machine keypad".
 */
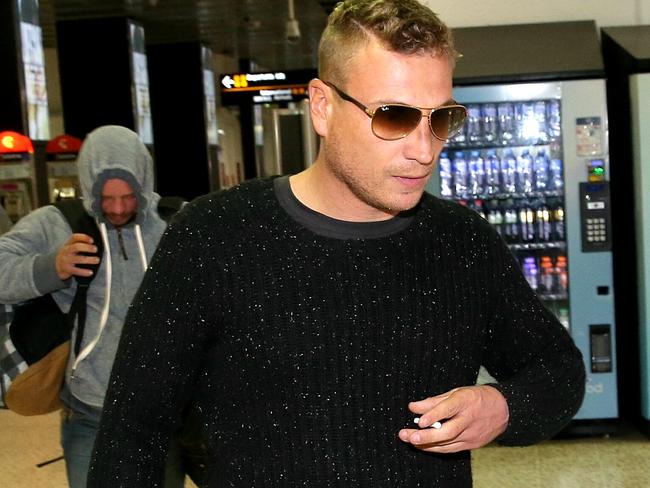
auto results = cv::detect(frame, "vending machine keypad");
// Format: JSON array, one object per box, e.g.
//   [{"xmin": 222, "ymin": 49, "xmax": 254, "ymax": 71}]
[
  {"xmin": 586, "ymin": 218, "xmax": 607, "ymax": 242},
  {"xmin": 579, "ymin": 182, "xmax": 612, "ymax": 252}
]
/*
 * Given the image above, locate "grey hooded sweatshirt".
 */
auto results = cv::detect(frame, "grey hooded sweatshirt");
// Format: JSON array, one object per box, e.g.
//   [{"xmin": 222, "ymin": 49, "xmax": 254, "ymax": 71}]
[{"xmin": 0, "ymin": 125, "xmax": 168, "ymax": 408}]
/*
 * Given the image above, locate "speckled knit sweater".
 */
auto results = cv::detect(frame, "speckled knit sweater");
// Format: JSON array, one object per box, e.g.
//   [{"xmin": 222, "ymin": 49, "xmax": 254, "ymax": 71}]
[{"xmin": 88, "ymin": 176, "xmax": 585, "ymax": 488}]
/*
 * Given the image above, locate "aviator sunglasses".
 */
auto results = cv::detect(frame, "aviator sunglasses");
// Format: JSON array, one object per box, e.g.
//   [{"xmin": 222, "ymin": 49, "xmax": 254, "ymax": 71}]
[{"xmin": 323, "ymin": 81, "xmax": 467, "ymax": 142}]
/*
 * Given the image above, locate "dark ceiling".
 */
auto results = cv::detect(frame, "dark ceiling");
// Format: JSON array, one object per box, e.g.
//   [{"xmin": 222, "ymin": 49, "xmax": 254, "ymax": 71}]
[{"xmin": 38, "ymin": 0, "xmax": 337, "ymax": 71}]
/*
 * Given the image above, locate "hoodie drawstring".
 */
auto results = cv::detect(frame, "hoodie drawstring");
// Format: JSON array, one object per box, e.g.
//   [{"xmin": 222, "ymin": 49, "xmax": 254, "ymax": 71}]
[
  {"xmin": 71, "ymin": 223, "xmax": 148, "ymax": 372},
  {"xmin": 135, "ymin": 224, "xmax": 147, "ymax": 273}
]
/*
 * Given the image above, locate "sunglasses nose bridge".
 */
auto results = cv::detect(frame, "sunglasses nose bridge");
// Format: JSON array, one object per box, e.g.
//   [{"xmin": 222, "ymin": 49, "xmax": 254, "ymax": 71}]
[{"xmin": 419, "ymin": 111, "xmax": 435, "ymax": 138}]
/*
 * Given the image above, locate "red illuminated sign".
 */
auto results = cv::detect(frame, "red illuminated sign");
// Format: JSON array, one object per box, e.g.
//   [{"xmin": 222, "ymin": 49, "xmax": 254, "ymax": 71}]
[
  {"xmin": 46, "ymin": 134, "xmax": 82, "ymax": 154},
  {"xmin": 0, "ymin": 131, "xmax": 34, "ymax": 154}
]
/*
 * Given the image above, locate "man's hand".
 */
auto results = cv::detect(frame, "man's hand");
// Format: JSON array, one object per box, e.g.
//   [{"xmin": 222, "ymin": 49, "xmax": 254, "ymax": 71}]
[
  {"xmin": 398, "ymin": 385, "xmax": 509, "ymax": 453},
  {"xmin": 55, "ymin": 233, "xmax": 100, "ymax": 280}
]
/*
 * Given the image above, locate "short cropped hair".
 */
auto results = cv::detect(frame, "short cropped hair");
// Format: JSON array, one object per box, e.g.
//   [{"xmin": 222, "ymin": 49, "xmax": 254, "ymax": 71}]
[{"xmin": 318, "ymin": 0, "xmax": 457, "ymax": 86}]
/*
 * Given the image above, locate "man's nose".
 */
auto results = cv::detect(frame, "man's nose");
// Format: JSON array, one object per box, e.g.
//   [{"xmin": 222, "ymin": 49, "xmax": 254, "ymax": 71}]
[
  {"xmin": 404, "ymin": 116, "xmax": 439, "ymax": 165},
  {"xmin": 109, "ymin": 199, "xmax": 125, "ymax": 214}
]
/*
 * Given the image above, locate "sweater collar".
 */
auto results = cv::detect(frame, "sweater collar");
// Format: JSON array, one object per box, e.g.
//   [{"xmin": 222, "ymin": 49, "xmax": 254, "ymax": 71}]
[{"xmin": 274, "ymin": 176, "xmax": 416, "ymax": 240}]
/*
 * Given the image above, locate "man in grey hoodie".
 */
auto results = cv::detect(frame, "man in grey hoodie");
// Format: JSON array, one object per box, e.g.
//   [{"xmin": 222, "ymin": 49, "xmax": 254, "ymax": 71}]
[{"xmin": 0, "ymin": 125, "xmax": 183, "ymax": 488}]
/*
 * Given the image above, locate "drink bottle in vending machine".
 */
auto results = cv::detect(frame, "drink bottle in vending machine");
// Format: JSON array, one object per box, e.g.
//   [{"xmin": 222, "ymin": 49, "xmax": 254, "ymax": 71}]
[
  {"xmin": 497, "ymin": 102, "xmax": 516, "ymax": 145},
  {"xmin": 539, "ymin": 255, "xmax": 555, "ymax": 294},
  {"xmin": 484, "ymin": 149, "xmax": 501, "ymax": 195},
  {"xmin": 549, "ymin": 158, "xmax": 564, "ymax": 191},
  {"xmin": 516, "ymin": 149, "xmax": 534, "ymax": 193},
  {"xmin": 518, "ymin": 199, "xmax": 536, "ymax": 243},
  {"xmin": 439, "ymin": 151, "xmax": 453, "ymax": 198},
  {"xmin": 452, "ymin": 151, "xmax": 468, "ymax": 198},
  {"xmin": 482, "ymin": 103, "xmax": 499, "ymax": 145},
  {"xmin": 501, "ymin": 149, "xmax": 517, "ymax": 193},
  {"xmin": 466, "ymin": 104, "xmax": 482, "ymax": 145},
  {"xmin": 467, "ymin": 150, "xmax": 485, "ymax": 196},
  {"xmin": 533, "ymin": 150, "xmax": 550, "ymax": 191},
  {"xmin": 522, "ymin": 256, "xmax": 539, "ymax": 291}
]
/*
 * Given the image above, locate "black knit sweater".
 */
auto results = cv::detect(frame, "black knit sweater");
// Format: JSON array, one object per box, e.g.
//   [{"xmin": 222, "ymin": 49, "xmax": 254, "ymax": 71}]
[{"xmin": 89, "ymin": 177, "xmax": 585, "ymax": 487}]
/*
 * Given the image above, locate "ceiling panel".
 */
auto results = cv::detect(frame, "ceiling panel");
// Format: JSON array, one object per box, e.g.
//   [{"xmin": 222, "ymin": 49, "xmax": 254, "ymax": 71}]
[{"xmin": 38, "ymin": 0, "xmax": 337, "ymax": 71}]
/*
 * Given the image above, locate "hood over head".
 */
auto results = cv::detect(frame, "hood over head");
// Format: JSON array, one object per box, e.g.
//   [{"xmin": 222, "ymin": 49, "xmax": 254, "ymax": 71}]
[{"xmin": 77, "ymin": 125, "xmax": 158, "ymax": 226}]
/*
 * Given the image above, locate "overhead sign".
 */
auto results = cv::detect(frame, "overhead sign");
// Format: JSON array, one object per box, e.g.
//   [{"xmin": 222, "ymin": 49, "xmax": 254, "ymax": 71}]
[{"xmin": 219, "ymin": 69, "xmax": 316, "ymax": 106}]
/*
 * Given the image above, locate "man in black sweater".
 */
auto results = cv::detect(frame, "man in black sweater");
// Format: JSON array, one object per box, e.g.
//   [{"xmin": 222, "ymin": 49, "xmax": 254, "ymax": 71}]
[{"xmin": 88, "ymin": 1, "xmax": 585, "ymax": 486}]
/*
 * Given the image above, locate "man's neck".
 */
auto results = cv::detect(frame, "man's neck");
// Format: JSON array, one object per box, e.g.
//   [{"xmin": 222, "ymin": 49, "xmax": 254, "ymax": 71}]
[{"xmin": 289, "ymin": 164, "xmax": 398, "ymax": 223}]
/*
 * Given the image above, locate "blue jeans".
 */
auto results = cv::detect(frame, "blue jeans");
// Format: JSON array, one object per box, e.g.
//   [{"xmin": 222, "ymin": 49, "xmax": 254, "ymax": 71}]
[{"xmin": 60, "ymin": 404, "xmax": 186, "ymax": 488}]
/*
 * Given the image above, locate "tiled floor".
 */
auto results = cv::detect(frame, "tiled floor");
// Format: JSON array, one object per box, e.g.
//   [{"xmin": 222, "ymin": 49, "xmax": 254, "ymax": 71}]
[
  {"xmin": 1, "ymin": 408, "xmax": 648, "ymax": 487},
  {"xmin": 472, "ymin": 426, "xmax": 650, "ymax": 488},
  {"xmin": 0, "ymin": 409, "xmax": 198, "ymax": 488}
]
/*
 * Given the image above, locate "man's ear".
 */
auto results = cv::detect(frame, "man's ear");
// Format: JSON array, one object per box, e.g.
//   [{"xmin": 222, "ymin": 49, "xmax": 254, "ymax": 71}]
[{"xmin": 308, "ymin": 79, "xmax": 330, "ymax": 137}]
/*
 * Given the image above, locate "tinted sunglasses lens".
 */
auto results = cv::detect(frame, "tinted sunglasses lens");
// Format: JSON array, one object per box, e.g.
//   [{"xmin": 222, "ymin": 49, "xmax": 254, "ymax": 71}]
[
  {"xmin": 430, "ymin": 106, "xmax": 467, "ymax": 140},
  {"xmin": 371, "ymin": 105, "xmax": 422, "ymax": 140}
]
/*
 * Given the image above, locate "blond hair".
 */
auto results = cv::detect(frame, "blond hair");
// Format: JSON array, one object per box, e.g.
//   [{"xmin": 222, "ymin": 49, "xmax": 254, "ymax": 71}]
[{"xmin": 318, "ymin": 0, "xmax": 457, "ymax": 85}]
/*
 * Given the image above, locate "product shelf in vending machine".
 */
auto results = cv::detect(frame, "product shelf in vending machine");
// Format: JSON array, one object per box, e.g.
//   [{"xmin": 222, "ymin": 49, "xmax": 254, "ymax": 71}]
[{"xmin": 426, "ymin": 21, "xmax": 618, "ymax": 432}]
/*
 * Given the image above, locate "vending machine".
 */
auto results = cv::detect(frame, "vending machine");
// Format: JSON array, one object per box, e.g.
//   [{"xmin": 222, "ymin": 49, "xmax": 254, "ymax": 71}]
[
  {"xmin": 0, "ymin": 130, "xmax": 36, "ymax": 223},
  {"xmin": 601, "ymin": 25, "xmax": 650, "ymax": 435},
  {"xmin": 427, "ymin": 21, "xmax": 618, "ymax": 430},
  {"xmin": 45, "ymin": 134, "xmax": 82, "ymax": 202}
]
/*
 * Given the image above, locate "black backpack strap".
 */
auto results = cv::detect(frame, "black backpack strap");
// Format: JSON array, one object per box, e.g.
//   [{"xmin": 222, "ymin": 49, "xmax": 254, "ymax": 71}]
[
  {"xmin": 68, "ymin": 286, "xmax": 89, "ymax": 357},
  {"xmin": 54, "ymin": 199, "xmax": 103, "ymax": 357}
]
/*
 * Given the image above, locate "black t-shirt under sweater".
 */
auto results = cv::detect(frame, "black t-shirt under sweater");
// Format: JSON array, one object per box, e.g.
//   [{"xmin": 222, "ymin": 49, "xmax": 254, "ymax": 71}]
[{"xmin": 89, "ymin": 176, "xmax": 585, "ymax": 488}]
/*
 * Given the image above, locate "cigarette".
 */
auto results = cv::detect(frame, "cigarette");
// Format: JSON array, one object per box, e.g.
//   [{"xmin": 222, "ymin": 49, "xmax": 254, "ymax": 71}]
[{"xmin": 413, "ymin": 417, "xmax": 442, "ymax": 429}]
